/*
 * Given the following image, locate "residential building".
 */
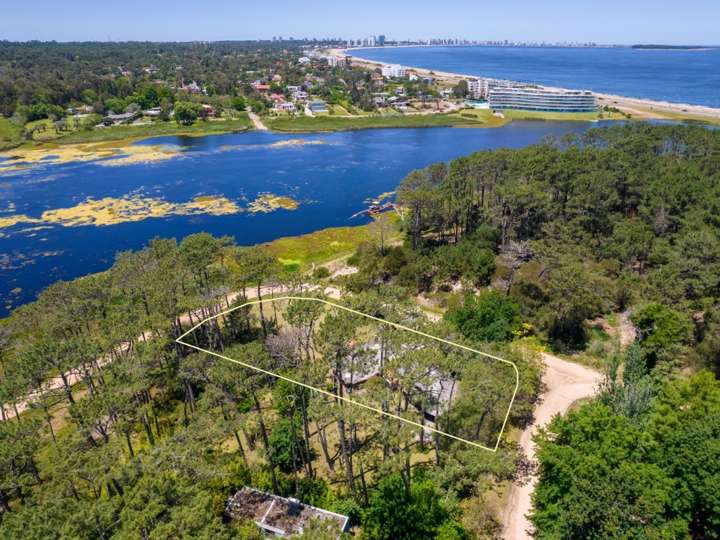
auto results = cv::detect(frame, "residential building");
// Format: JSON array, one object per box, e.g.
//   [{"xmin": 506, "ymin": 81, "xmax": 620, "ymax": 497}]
[
  {"xmin": 142, "ymin": 106, "xmax": 162, "ymax": 117},
  {"xmin": 102, "ymin": 111, "xmax": 139, "ymax": 126},
  {"xmin": 381, "ymin": 64, "xmax": 406, "ymax": 78},
  {"xmin": 182, "ymin": 80, "xmax": 202, "ymax": 94},
  {"xmin": 488, "ymin": 86, "xmax": 597, "ymax": 112},
  {"xmin": 325, "ymin": 55, "xmax": 344, "ymax": 67},
  {"xmin": 292, "ymin": 90, "xmax": 308, "ymax": 101},
  {"xmin": 252, "ymin": 80, "xmax": 271, "ymax": 93},
  {"xmin": 276, "ymin": 102, "xmax": 296, "ymax": 113},
  {"xmin": 467, "ymin": 79, "xmax": 489, "ymax": 99},
  {"xmin": 199, "ymin": 104, "xmax": 217, "ymax": 118},
  {"xmin": 226, "ymin": 487, "xmax": 349, "ymax": 538}
]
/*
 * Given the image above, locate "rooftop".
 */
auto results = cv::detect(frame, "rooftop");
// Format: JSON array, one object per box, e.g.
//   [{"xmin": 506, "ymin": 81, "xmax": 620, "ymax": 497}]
[{"xmin": 226, "ymin": 487, "xmax": 349, "ymax": 537}]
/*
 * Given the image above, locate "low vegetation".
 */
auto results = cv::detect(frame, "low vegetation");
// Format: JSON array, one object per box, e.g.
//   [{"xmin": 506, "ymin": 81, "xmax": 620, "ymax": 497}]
[{"xmin": 264, "ymin": 111, "xmax": 503, "ymax": 132}]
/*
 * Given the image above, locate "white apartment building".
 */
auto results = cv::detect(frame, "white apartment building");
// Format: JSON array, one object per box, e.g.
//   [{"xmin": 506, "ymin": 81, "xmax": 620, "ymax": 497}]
[
  {"xmin": 381, "ymin": 64, "xmax": 406, "ymax": 78},
  {"xmin": 488, "ymin": 86, "xmax": 597, "ymax": 112},
  {"xmin": 467, "ymin": 79, "xmax": 489, "ymax": 99}
]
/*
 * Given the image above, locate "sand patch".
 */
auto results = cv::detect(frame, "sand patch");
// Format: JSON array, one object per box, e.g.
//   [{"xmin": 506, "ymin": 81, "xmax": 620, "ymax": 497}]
[
  {"xmin": 0, "ymin": 141, "xmax": 182, "ymax": 171},
  {"xmin": 268, "ymin": 139, "xmax": 326, "ymax": 148},
  {"xmin": 0, "ymin": 215, "xmax": 38, "ymax": 228},
  {"xmin": 0, "ymin": 195, "xmax": 241, "ymax": 229},
  {"xmin": 247, "ymin": 193, "xmax": 300, "ymax": 213}
]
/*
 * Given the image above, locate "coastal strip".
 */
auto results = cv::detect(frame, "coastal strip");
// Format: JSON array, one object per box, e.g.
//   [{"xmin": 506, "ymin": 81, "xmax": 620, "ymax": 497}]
[{"xmin": 333, "ymin": 47, "xmax": 720, "ymax": 124}]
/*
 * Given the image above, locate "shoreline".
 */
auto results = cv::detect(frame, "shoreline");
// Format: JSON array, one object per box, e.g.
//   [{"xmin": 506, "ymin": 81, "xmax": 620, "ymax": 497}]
[{"xmin": 335, "ymin": 48, "xmax": 720, "ymax": 124}]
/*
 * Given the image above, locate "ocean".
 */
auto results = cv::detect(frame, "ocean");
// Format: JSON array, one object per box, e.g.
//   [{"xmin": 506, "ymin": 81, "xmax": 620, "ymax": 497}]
[{"xmin": 352, "ymin": 46, "xmax": 720, "ymax": 108}]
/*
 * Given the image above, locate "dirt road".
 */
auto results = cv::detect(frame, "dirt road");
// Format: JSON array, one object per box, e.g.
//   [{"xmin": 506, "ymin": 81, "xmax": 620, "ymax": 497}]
[
  {"xmin": 502, "ymin": 353, "xmax": 602, "ymax": 539},
  {"xmin": 247, "ymin": 110, "xmax": 268, "ymax": 131}
]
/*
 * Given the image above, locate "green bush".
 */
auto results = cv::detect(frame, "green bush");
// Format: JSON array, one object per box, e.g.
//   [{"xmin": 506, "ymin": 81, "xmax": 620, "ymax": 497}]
[
  {"xmin": 313, "ymin": 266, "xmax": 330, "ymax": 279},
  {"xmin": 445, "ymin": 291, "xmax": 522, "ymax": 342}
]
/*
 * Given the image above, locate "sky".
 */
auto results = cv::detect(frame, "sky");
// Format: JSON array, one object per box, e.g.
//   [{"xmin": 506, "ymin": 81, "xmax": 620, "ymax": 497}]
[{"xmin": 1, "ymin": 0, "xmax": 718, "ymax": 45}]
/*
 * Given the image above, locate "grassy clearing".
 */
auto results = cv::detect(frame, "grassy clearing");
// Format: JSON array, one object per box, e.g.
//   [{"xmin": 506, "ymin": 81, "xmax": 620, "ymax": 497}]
[
  {"xmin": 26, "ymin": 117, "xmax": 85, "ymax": 142},
  {"xmin": 649, "ymin": 109, "xmax": 720, "ymax": 126},
  {"xmin": 0, "ymin": 117, "xmax": 24, "ymax": 151},
  {"xmin": 263, "ymin": 217, "xmax": 402, "ymax": 269},
  {"xmin": 263, "ymin": 224, "xmax": 375, "ymax": 268},
  {"xmin": 2, "ymin": 116, "xmax": 253, "ymax": 154},
  {"xmin": 329, "ymin": 104, "xmax": 352, "ymax": 116},
  {"xmin": 53, "ymin": 115, "xmax": 253, "ymax": 145},
  {"xmin": 501, "ymin": 109, "xmax": 626, "ymax": 122},
  {"xmin": 264, "ymin": 111, "xmax": 505, "ymax": 132}
]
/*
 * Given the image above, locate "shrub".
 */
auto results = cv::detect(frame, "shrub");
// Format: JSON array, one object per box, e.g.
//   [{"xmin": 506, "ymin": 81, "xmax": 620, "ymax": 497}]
[{"xmin": 445, "ymin": 291, "xmax": 522, "ymax": 342}]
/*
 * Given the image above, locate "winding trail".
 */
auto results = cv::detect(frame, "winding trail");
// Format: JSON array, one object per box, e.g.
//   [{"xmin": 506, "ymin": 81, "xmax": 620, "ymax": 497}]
[{"xmin": 502, "ymin": 353, "xmax": 602, "ymax": 539}]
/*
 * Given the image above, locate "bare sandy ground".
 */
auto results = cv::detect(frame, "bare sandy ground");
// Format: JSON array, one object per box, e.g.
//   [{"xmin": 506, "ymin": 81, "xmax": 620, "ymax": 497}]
[
  {"xmin": 247, "ymin": 110, "xmax": 268, "ymax": 130},
  {"xmin": 501, "ymin": 353, "xmax": 603, "ymax": 539}
]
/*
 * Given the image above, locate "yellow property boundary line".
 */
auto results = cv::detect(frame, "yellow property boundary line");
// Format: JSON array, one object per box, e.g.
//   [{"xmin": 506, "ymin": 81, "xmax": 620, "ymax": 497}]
[{"xmin": 176, "ymin": 296, "xmax": 519, "ymax": 452}]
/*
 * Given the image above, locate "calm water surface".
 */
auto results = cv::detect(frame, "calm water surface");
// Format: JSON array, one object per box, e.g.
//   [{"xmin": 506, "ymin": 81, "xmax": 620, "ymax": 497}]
[
  {"xmin": 353, "ymin": 46, "xmax": 720, "ymax": 108},
  {"xmin": 0, "ymin": 122, "xmax": 615, "ymax": 314}
]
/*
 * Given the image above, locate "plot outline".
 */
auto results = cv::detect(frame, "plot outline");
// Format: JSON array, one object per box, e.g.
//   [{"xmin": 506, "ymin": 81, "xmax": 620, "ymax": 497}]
[{"xmin": 176, "ymin": 295, "xmax": 520, "ymax": 452}]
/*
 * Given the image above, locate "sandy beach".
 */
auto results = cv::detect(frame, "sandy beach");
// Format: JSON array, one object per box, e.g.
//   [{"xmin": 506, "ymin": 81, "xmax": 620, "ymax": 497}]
[{"xmin": 328, "ymin": 48, "xmax": 720, "ymax": 124}]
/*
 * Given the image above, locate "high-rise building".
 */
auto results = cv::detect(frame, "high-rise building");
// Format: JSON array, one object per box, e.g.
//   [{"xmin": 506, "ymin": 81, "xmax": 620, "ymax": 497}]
[
  {"xmin": 488, "ymin": 87, "xmax": 597, "ymax": 112},
  {"xmin": 378, "ymin": 35, "xmax": 386, "ymax": 46}
]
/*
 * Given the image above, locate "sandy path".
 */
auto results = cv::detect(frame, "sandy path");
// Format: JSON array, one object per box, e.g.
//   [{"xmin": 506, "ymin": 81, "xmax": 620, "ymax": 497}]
[
  {"xmin": 1, "ymin": 283, "xmax": 342, "ymax": 420},
  {"xmin": 502, "ymin": 353, "xmax": 602, "ymax": 539},
  {"xmin": 247, "ymin": 110, "xmax": 268, "ymax": 131}
]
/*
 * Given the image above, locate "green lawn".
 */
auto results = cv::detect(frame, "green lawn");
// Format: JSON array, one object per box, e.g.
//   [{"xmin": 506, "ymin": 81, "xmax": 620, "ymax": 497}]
[
  {"xmin": 501, "ymin": 109, "xmax": 626, "ymax": 121},
  {"xmin": 264, "ymin": 111, "xmax": 504, "ymax": 132}
]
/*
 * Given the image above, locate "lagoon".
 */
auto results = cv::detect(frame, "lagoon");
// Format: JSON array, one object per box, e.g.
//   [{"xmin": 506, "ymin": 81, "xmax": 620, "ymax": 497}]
[{"xmin": 0, "ymin": 121, "xmax": 616, "ymax": 314}]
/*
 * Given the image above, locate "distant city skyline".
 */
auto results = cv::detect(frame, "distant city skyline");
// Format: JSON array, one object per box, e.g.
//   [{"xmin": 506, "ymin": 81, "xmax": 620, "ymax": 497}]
[{"xmin": 1, "ymin": 0, "xmax": 719, "ymax": 45}]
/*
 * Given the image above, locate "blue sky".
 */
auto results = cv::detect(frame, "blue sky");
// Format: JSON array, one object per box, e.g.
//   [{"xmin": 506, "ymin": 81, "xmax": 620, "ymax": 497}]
[{"xmin": 1, "ymin": 0, "xmax": 718, "ymax": 45}]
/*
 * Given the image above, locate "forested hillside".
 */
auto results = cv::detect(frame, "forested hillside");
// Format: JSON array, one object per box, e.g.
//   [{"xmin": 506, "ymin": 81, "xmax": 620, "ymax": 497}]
[
  {"xmin": 385, "ymin": 122, "xmax": 720, "ymax": 538},
  {"xmin": 1, "ymin": 123, "xmax": 719, "ymax": 538}
]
